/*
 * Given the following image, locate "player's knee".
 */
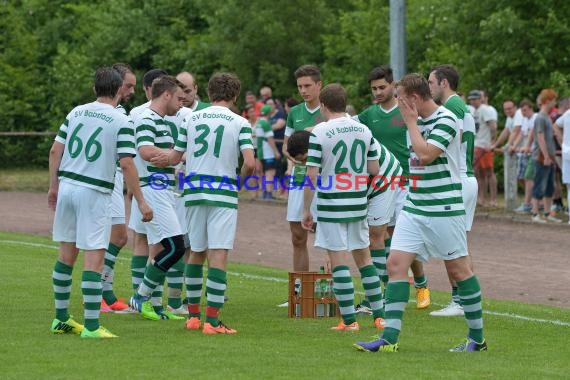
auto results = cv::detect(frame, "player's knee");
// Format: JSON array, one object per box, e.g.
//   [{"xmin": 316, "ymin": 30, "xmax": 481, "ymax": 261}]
[{"xmin": 154, "ymin": 235, "xmax": 186, "ymax": 271}]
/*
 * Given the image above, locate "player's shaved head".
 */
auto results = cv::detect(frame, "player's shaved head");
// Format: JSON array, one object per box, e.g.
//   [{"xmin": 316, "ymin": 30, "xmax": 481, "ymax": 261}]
[{"xmin": 176, "ymin": 71, "xmax": 196, "ymax": 88}]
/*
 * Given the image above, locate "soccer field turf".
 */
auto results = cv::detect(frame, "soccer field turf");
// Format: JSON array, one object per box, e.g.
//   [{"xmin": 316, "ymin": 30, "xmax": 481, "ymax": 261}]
[{"xmin": 1, "ymin": 231, "xmax": 568, "ymax": 379}]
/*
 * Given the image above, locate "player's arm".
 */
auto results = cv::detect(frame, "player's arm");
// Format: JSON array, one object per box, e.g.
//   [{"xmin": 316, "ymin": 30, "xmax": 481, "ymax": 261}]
[
  {"xmin": 487, "ymin": 120, "xmax": 498, "ymax": 143},
  {"xmin": 507, "ymin": 125, "xmax": 521, "ymax": 153},
  {"xmin": 240, "ymin": 148, "xmax": 256, "ymax": 178},
  {"xmin": 302, "ymin": 165, "xmax": 318, "ymax": 231},
  {"xmin": 48, "ymin": 140, "xmax": 65, "ymax": 211},
  {"xmin": 367, "ymin": 137, "xmax": 380, "ymax": 176},
  {"xmin": 271, "ymin": 118, "xmax": 285, "ymax": 132},
  {"xmin": 522, "ymin": 131, "xmax": 534, "ymax": 154},
  {"xmin": 119, "ymin": 156, "xmax": 153, "ymax": 222},
  {"xmin": 492, "ymin": 126, "xmax": 510, "ymax": 149},
  {"xmin": 398, "ymin": 97, "xmax": 444, "ymax": 165}
]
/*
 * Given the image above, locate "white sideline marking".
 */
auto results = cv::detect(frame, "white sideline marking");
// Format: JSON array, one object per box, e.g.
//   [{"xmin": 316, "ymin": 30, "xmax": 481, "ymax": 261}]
[{"xmin": 3, "ymin": 239, "xmax": 569, "ymax": 327}]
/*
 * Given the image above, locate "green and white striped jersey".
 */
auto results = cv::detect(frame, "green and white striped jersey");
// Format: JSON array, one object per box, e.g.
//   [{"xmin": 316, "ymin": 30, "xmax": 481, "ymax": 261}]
[
  {"xmin": 55, "ymin": 101, "xmax": 135, "ymax": 193},
  {"xmin": 444, "ymin": 94, "xmax": 475, "ymax": 178},
  {"xmin": 175, "ymin": 105, "xmax": 253, "ymax": 209},
  {"xmin": 307, "ymin": 117, "xmax": 379, "ymax": 223},
  {"xmin": 403, "ymin": 106, "xmax": 465, "ymax": 217},
  {"xmin": 134, "ymin": 107, "xmax": 176, "ymax": 189},
  {"xmin": 255, "ymin": 118, "xmax": 274, "ymax": 160},
  {"xmin": 367, "ymin": 138, "xmax": 404, "ymax": 199}
]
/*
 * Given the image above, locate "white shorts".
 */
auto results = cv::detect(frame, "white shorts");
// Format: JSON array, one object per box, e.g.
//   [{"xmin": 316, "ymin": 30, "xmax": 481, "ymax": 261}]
[
  {"xmin": 314, "ymin": 219, "xmax": 369, "ymax": 252},
  {"xmin": 286, "ymin": 188, "xmax": 317, "ymax": 222},
  {"xmin": 367, "ymin": 188, "xmax": 398, "ymax": 227},
  {"xmin": 187, "ymin": 205, "xmax": 238, "ymax": 251},
  {"xmin": 461, "ymin": 176, "xmax": 478, "ymax": 231},
  {"xmin": 562, "ymin": 157, "xmax": 570, "ymax": 184},
  {"xmin": 391, "ymin": 210, "xmax": 468, "ymax": 262},
  {"xmin": 388, "ymin": 185, "xmax": 408, "ymax": 227},
  {"xmin": 174, "ymin": 194, "xmax": 190, "ymax": 248},
  {"xmin": 53, "ymin": 182, "xmax": 112, "ymax": 251},
  {"xmin": 141, "ymin": 187, "xmax": 183, "ymax": 245},
  {"xmin": 110, "ymin": 170, "xmax": 125, "ymax": 225}
]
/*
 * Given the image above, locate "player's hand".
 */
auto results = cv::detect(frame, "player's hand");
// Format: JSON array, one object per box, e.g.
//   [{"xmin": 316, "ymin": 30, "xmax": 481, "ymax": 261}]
[
  {"xmin": 301, "ymin": 211, "xmax": 313, "ymax": 231},
  {"xmin": 47, "ymin": 187, "xmax": 58, "ymax": 211},
  {"xmin": 150, "ymin": 152, "xmax": 171, "ymax": 168},
  {"xmin": 283, "ymin": 150, "xmax": 300, "ymax": 165},
  {"xmin": 397, "ymin": 96, "xmax": 419, "ymax": 127},
  {"xmin": 274, "ymin": 151, "xmax": 282, "ymax": 160},
  {"xmin": 138, "ymin": 201, "xmax": 153, "ymax": 222},
  {"xmin": 543, "ymin": 156, "xmax": 552, "ymax": 166}
]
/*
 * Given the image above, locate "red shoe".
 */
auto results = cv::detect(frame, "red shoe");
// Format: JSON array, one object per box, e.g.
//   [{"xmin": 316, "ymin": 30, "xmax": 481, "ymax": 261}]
[
  {"xmin": 185, "ymin": 317, "xmax": 201, "ymax": 330},
  {"xmin": 374, "ymin": 317, "xmax": 386, "ymax": 329},
  {"xmin": 100, "ymin": 299, "xmax": 112, "ymax": 313},
  {"xmin": 107, "ymin": 299, "xmax": 131, "ymax": 313},
  {"xmin": 202, "ymin": 321, "xmax": 237, "ymax": 334},
  {"xmin": 330, "ymin": 320, "xmax": 359, "ymax": 331}
]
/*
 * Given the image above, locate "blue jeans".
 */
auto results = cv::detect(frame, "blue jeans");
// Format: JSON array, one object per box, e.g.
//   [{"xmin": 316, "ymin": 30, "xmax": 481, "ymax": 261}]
[{"xmin": 532, "ymin": 160, "xmax": 554, "ymax": 199}]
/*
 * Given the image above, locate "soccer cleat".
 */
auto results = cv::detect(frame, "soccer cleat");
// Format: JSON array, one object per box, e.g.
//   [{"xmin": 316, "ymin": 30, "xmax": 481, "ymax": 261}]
[
  {"xmin": 374, "ymin": 317, "xmax": 386, "ymax": 329},
  {"xmin": 203, "ymin": 321, "xmax": 237, "ymax": 334},
  {"xmin": 100, "ymin": 299, "xmax": 112, "ymax": 313},
  {"xmin": 107, "ymin": 299, "xmax": 131, "ymax": 313},
  {"xmin": 80, "ymin": 326, "xmax": 118, "ymax": 338},
  {"xmin": 158, "ymin": 310, "xmax": 186, "ymax": 320},
  {"xmin": 416, "ymin": 287, "xmax": 431, "ymax": 309},
  {"xmin": 330, "ymin": 321, "xmax": 360, "ymax": 331},
  {"xmin": 167, "ymin": 305, "xmax": 189, "ymax": 315},
  {"xmin": 185, "ymin": 317, "xmax": 202, "ymax": 330},
  {"xmin": 51, "ymin": 317, "xmax": 84, "ymax": 335},
  {"xmin": 355, "ymin": 303, "xmax": 373, "ymax": 315},
  {"xmin": 430, "ymin": 302, "xmax": 464, "ymax": 317},
  {"xmin": 353, "ymin": 338, "xmax": 399, "ymax": 352},
  {"xmin": 450, "ymin": 337, "xmax": 488, "ymax": 352},
  {"xmin": 129, "ymin": 295, "xmax": 161, "ymax": 321}
]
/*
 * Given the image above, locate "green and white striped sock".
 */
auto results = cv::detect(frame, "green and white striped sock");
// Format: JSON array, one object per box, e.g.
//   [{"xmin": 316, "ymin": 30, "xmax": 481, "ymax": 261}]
[
  {"xmin": 102, "ymin": 243, "xmax": 121, "ymax": 304},
  {"xmin": 185, "ymin": 264, "xmax": 203, "ymax": 318},
  {"xmin": 82, "ymin": 271, "xmax": 102, "ymax": 332},
  {"xmin": 206, "ymin": 268, "xmax": 227, "ymax": 326},
  {"xmin": 332, "ymin": 265, "xmax": 356, "ymax": 325},
  {"xmin": 359, "ymin": 265, "xmax": 384, "ymax": 319},
  {"xmin": 414, "ymin": 274, "xmax": 428, "ymax": 289},
  {"xmin": 131, "ymin": 256, "xmax": 147, "ymax": 291},
  {"xmin": 458, "ymin": 275, "xmax": 484, "ymax": 343},
  {"xmin": 138, "ymin": 263, "xmax": 167, "ymax": 299},
  {"xmin": 381, "ymin": 280, "xmax": 410, "ymax": 344},
  {"xmin": 166, "ymin": 258, "xmax": 185, "ymax": 309},
  {"xmin": 452, "ymin": 286, "xmax": 460, "ymax": 304},
  {"xmin": 53, "ymin": 261, "xmax": 73, "ymax": 321},
  {"xmin": 371, "ymin": 248, "xmax": 388, "ymax": 285}
]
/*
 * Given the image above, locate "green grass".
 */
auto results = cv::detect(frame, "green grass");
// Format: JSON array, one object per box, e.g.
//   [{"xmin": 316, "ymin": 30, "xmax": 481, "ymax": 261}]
[
  {"xmin": 1, "ymin": 231, "xmax": 568, "ymax": 379},
  {"xmin": 0, "ymin": 169, "xmax": 49, "ymax": 192}
]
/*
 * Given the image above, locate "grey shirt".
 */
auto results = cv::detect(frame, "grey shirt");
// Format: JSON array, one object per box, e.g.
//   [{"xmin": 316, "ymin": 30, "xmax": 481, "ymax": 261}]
[{"xmin": 532, "ymin": 112, "xmax": 556, "ymax": 159}]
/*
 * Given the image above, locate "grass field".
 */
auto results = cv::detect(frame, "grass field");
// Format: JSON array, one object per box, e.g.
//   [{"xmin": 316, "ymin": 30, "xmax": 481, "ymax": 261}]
[{"xmin": 1, "ymin": 231, "xmax": 568, "ymax": 379}]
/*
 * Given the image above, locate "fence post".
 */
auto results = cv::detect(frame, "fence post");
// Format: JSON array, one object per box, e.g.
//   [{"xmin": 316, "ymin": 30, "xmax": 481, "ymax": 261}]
[{"xmin": 503, "ymin": 151, "xmax": 518, "ymax": 211}]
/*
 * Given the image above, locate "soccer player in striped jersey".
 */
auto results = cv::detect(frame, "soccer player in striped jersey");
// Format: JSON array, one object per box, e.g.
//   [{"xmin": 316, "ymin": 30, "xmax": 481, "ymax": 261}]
[
  {"xmin": 355, "ymin": 74, "xmax": 486, "ymax": 353},
  {"xmin": 354, "ymin": 66, "xmax": 430, "ymax": 309},
  {"xmin": 256, "ymin": 104, "xmax": 282, "ymax": 200},
  {"xmin": 98, "ymin": 63, "xmax": 137, "ymax": 313},
  {"xmin": 48, "ymin": 67, "xmax": 153, "ymax": 338},
  {"xmin": 127, "ymin": 76, "xmax": 187, "ymax": 321},
  {"xmin": 300, "ymin": 83, "xmax": 383, "ymax": 332},
  {"xmin": 157, "ymin": 72, "xmax": 255, "ymax": 334},
  {"xmin": 279, "ymin": 65, "xmax": 323, "ymax": 308},
  {"xmin": 428, "ymin": 64, "xmax": 478, "ymax": 317}
]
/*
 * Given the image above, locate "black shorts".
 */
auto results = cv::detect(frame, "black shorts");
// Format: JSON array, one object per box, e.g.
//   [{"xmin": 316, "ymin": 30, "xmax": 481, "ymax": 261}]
[{"xmin": 262, "ymin": 158, "xmax": 278, "ymax": 171}]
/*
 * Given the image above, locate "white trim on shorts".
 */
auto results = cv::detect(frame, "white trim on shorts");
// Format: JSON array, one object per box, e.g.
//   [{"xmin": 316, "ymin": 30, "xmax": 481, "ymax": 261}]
[
  {"xmin": 53, "ymin": 182, "xmax": 112, "ymax": 251},
  {"xmin": 187, "ymin": 205, "xmax": 237, "ymax": 251},
  {"xmin": 391, "ymin": 210, "xmax": 468, "ymax": 262},
  {"xmin": 314, "ymin": 219, "xmax": 369, "ymax": 252}
]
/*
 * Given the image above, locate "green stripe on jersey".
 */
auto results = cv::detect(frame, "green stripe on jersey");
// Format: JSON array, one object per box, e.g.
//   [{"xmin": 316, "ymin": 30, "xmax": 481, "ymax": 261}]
[{"xmin": 58, "ymin": 170, "xmax": 114, "ymax": 191}]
